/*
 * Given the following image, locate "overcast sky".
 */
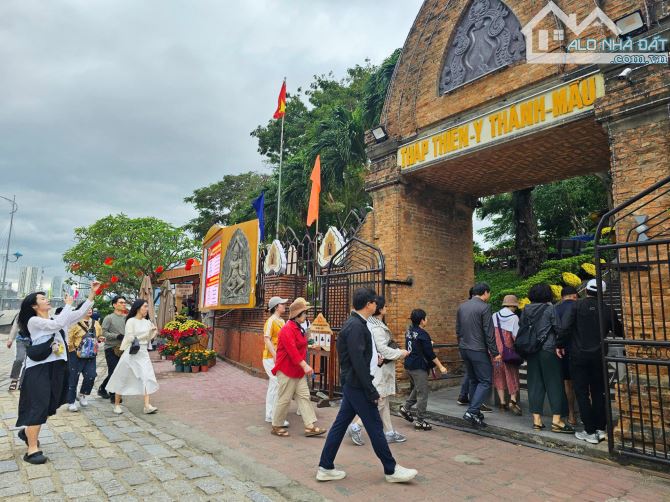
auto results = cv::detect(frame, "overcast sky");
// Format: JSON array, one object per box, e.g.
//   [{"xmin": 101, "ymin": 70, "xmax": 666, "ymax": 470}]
[{"xmin": 0, "ymin": 0, "xmax": 430, "ymax": 289}]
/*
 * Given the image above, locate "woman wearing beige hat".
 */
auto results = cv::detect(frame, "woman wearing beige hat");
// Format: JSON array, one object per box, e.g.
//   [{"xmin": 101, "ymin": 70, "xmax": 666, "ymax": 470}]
[
  {"xmin": 491, "ymin": 295, "xmax": 522, "ymax": 415},
  {"xmin": 271, "ymin": 298, "xmax": 327, "ymax": 437},
  {"xmin": 263, "ymin": 296, "xmax": 288, "ymax": 425}
]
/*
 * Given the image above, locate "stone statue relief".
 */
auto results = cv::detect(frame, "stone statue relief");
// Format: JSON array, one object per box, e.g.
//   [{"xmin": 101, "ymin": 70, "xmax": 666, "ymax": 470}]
[
  {"xmin": 439, "ymin": 0, "xmax": 525, "ymax": 94},
  {"xmin": 221, "ymin": 229, "xmax": 251, "ymax": 304}
]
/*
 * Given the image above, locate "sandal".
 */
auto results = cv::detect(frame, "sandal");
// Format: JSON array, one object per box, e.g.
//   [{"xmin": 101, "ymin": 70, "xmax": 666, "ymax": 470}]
[
  {"xmin": 304, "ymin": 425, "xmax": 327, "ymax": 437},
  {"xmin": 8, "ymin": 380, "xmax": 17, "ymax": 391},
  {"xmin": 23, "ymin": 451, "xmax": 47, "ymax": 464},
  {"xmin": 551, "ymin": 422, "xmax": 575, "ymax": 434},
  {"xmin": 414, "ymin": 420, "xmax": 432, "ymax": 431},
  {"xmin": 533, "ymin": 423, "xmax": 546, "ymax": 430},
  {"xmin": 508, "ymin": 402, "xmax": 523, "ymax": 416},
  {"xmin": 271, "ymin": 426, "xmax": 290, "ymax": 437},
  {"xmin": 399, "ymin": 405, "xmax": 414, "ymax": 423}
]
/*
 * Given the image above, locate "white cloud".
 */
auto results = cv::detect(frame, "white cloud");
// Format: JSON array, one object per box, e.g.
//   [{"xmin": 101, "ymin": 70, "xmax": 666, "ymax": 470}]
[{"xmin": 0, "ymin": 0, "xmax": 422, "ymax": 286}]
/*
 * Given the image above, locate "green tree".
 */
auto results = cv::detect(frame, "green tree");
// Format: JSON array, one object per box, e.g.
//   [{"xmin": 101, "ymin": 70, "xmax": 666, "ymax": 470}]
[
  {"xmin": 63, "ymin": 214, "xmax": 198, "ymax": 295},
  {"xmin": 183, "ymin": 172, "xmax": 269, "ymax": 239},
  {"xmin": 477, "ymin": 174, "xmax": 609, "ymax": 246},
  {"xmin": 362, "ymin": 48, "xmax": 402, "ymax": 129}
]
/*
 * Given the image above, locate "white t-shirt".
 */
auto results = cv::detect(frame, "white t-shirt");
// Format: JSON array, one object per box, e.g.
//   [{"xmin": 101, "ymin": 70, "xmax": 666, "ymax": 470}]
[{"xmin": 25, "ymin": 300, "xmax": 93, "ymax": 369}]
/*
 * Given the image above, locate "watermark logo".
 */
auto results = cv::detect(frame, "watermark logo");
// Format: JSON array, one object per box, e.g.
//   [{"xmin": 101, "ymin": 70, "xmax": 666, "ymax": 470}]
[{"xmin": 522, "ymin": 2, "xmax": 668, "ymax": 64}]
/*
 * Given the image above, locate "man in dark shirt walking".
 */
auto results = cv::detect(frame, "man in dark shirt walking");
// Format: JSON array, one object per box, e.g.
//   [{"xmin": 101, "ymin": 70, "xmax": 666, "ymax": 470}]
[
  {"xmin": 456, "ymin": 282, "xmax": 501, "ymax": 427},
  {"xmin": 558, "ymin": 279, "xmax": 622, "ymax": 444},
  {"xmin": 317, "ymin": 288, "xmax": 417, "ymax": 483}
]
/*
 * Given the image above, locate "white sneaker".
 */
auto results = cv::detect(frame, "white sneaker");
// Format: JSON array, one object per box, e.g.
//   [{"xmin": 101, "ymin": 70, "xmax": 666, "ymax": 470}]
[
  {"xmin": 385, "ymin": 465, "xmax": 418, "ymax": 483},
  {"xmin": 143, "ymin": 405, "xmax": 158, "ymax": 414},
  {"xmin": 113, "ymin": 405, "xmax": 123, "ymax": 414},
  {"xmin": 266, "ymin": 418, "xmax": 289, "ymax": 427},
  {"xmin": 348, "ymin": 424, "xmax": 365, "ymax": 446},
  {"xmin": 596, "ymin": 429, "xmax": 607, "ymax": 441},
  {"xmin": 68, "ymin": 403, "xmax": 79, "ymax": 412},
  {"xmin": 79, "ymin": 395, "xmax": 88, "ymax": 407},
  {"xmin": 316, "ymin": 467, "xmax": 346, "ymax": 481},
  {"xmin": 575, "ymin": 430, "xmax": 599, "ymax": 444}
]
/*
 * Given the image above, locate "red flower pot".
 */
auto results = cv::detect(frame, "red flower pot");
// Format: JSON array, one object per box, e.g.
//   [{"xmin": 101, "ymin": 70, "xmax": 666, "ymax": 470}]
[
  {"xmin": 200, "ymin": 365, "xmax": 209, "ymax": 372},
  {"xmin": 191, "ymin": 366, "xmax": 200, "ymax": 373}
]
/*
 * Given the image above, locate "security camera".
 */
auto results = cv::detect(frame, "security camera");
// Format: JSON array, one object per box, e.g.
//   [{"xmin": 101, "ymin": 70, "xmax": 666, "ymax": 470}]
[{"xmin": 617, "ymin": 67, "xmax": 633, "ymax": 81}]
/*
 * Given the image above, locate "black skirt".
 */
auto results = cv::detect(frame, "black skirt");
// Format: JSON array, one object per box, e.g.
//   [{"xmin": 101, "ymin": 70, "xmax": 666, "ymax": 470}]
[{"xmin": 16, "ymin": 360, "xmax": 68, "ymax": 427}]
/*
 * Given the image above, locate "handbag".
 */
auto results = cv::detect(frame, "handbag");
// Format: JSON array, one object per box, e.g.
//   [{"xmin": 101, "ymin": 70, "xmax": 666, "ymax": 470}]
[
  {"xmin": 129, "ymin": 337, "xmax": 140, "ymax": 355},
  {"xmin": 495, "ymin": 314, "xmax": 523, "ymax": 366},
  {"xmin": 26, "ymin": 329, "xmax": 65, "ymax": 361}
]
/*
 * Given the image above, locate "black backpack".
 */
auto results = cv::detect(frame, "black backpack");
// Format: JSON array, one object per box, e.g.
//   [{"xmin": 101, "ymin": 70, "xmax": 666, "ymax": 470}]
[{"xmin": 514, "ymin": 304, "xmax": 550, "ymax": 359}]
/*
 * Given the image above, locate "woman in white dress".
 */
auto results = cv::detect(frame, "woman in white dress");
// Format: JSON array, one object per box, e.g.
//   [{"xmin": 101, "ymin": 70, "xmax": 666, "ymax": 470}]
[{"xmin": 106, "ymin": 299, "xmax": 159, "ymax": 415}]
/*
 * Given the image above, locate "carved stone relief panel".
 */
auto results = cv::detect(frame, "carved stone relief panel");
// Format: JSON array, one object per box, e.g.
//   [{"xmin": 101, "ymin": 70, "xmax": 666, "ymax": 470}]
[
  {"xmin": 220, "ymin": 229, "xmax": 252, "ymax": 305},
  {"xmin": 439, "ymin": 0, "xmax": 526, "ymax": 94}
]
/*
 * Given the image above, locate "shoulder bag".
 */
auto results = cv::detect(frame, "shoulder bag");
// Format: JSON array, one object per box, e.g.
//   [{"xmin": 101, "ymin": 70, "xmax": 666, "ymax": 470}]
[
  {"xmin": 26, "ymin": 329, "xmax": 65, "ymax": 361},
  {"xmin": 495, "ymin": 314, "xmax": 523, "ymax": 366},
  {"xmin": 129, "ymin": 337, "xmax": 140, "ymax": 355}
]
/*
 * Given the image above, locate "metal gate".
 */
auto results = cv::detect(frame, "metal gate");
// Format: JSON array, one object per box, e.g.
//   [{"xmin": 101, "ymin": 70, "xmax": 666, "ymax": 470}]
[
  {"xmin": 316, "ymin": 238, "xmax": 385, "ymax": 397},
  {"xmin": 595, "ymin": 175, "xmax": 670, "ymax": 466}
]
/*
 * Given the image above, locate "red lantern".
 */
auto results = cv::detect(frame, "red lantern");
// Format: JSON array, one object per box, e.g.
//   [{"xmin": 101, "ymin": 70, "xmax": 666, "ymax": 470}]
[
  {"xmin": 110, "ymin": 275, "xmax": 119, "ymax": 283},
  {"xmin": 155, "ymin": 266, "xmax": 164, "ymax": 274},
  {"xmin": 185, "ymin": 258, "xmax": 195, "ymax": 271},
  {"xmin": 104, "ymin": 257, "xmax": 114, "ymax": 266},
  {"xmin": 95, "ymin": 286, "xmax": 103, "ymax": 295}
]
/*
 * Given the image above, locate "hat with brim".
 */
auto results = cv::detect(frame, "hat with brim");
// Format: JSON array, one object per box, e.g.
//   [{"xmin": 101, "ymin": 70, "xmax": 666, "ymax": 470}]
[
  {"xmin": 502, "ymin": 294, "xmax": 519, "ymax": 307},
  {"xmin": 586, "ymin": 278, "xmax": 606, "ymax": 293},
  {"xmin": 288, "ymin": 297, "xmax": 311, "ymax": 319},
  {"xmin": 268, "ymin": 296, "xmax": 288, "ymax": 311}
]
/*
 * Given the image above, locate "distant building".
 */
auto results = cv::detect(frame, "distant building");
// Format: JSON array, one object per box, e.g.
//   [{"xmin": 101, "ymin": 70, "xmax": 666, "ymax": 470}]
[
  {"xmin": 50, "ymin": 276, "xmax": 64, "ymax": 299},
  {"xmin": 18, "ymin": 266, "xmax": 40, "ymax": 297}
]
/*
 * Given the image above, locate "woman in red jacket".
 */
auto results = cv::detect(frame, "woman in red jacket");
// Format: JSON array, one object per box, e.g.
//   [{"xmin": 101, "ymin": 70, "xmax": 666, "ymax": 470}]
[{"xmin": 271, "ymin": 298, "xmax": 327, "ymax": 438}]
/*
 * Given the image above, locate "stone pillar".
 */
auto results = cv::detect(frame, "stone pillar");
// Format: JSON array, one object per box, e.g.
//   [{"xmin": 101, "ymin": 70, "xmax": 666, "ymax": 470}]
[
  {"xmin": 596, "ymin": 63, "xmax": 670, "ymax": 454},
  {"xmin": 363, "ymin": 136, "xmax": 475, "ymax": 390}
]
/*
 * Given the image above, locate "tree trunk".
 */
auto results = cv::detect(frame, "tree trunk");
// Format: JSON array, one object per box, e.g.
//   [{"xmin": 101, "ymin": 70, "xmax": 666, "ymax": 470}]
[{"xmin": 513, "ymin": 188, "xmax": 545, "ymax": 278}]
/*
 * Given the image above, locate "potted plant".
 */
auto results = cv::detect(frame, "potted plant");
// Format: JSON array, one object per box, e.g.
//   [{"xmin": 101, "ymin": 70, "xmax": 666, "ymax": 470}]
[
  {"xmin": 173, "ymin": 347, "xmax": 191, "ymax": 372},
  {"xmin": 159, "ymin": 341, "xmax": 178, "ymax": 361},
  {"xmin": 205, "ymin": 349, "xmax": 217, "ymax": 369}
]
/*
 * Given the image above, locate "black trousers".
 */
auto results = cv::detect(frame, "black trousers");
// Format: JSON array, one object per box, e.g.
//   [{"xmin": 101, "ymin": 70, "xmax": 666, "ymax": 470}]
[
  {"xmin": 319, "ymin": 385, "xmax": 396, "ymax": 475},
  {"xmin": 570, "ymin": 352, "xmax": 607, "ymax": 434},
  {"xmin": 99, "ymin": 347, "xmax": 120, "ymax": 393}
]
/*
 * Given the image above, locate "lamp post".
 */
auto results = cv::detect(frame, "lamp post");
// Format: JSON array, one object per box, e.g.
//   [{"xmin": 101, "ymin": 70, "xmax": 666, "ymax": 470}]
[{"xmin": 0, "ymin": 195, "xmax": 20, "ymax": 309}]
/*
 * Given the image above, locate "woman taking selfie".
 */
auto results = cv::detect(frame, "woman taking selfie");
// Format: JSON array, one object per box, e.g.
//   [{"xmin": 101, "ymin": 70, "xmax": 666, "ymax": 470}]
[
  {"xmin": 16, "ymin": 280, "xmax": 101, "ymax": 464},
  {"xmin": 106, "ymin": 299, "xmax": 159, "ymax": 415}
]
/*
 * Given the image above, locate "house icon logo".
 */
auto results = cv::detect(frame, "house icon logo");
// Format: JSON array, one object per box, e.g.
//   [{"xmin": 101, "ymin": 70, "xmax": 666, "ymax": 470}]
[{"xmin": 522, "ymin": 1, "xmax": 623, "ymax": 64}]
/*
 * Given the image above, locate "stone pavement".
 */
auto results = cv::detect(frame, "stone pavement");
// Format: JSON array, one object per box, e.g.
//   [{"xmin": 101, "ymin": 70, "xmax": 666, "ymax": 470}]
[
  {"xmin": 146, "ymin": 358, "xmax": 670, "ymax": 502},
  {"xmin": 0, "ymin": 334, "xmax": 324, "ymax": 501}
]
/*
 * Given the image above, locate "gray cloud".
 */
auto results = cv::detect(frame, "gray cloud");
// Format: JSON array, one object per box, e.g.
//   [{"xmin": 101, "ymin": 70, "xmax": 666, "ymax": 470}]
[{"xmin": 0, "ymin": 0, "xmax": 422, "ymax": 288}]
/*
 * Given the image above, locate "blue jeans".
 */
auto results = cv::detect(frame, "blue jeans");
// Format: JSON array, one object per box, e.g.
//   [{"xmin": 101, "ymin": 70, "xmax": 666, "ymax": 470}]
[
  {"xmin": 67, "ymin": 356, "xmax": 97, "ymax": 404},
  {"xmin": 459, "ymin": 372, "xmax": 470, "ymax": 399},
  {"xmin": 319, "ymin": 385, "xmax": 396, "ymax": 475},
  {"xmin": 460, "ymin": 349, "xmax": 492, "ymax": 415}
]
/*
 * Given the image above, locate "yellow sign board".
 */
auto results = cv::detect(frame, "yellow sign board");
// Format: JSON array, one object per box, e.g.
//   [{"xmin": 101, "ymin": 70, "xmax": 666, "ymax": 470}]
[
  {"xmin": 398, "ymin": 73, "xmax": 605, "ymax": 170},
  {"xmin": 199, "ymin": 219, "xmax": 259, "ymax": 311}
]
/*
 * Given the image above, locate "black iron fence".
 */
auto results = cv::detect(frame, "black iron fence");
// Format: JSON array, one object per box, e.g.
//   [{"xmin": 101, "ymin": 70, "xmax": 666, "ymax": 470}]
[{"xmin": 595, "ymin": 175, "xmax": 670, "ymax": 466}]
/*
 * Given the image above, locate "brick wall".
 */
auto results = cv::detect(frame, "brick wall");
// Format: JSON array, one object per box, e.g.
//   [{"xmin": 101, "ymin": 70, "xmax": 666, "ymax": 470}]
[
  {"xmin": 384, "ymin": 0, "xmax": 647, "ymax": 138},
  {"xmin": 212, "ymin": 275, "xmax": 308, "ymax": 375}
]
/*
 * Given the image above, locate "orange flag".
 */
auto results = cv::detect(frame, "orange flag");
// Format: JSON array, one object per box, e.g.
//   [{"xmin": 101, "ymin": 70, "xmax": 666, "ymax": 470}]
[
  {"xmin": 306, "ymin": 155, "xmax": 321, "ymax": 227},
  {"xmin": 273, "ymin": 81, "xmax": 286, "ymax": 119}
]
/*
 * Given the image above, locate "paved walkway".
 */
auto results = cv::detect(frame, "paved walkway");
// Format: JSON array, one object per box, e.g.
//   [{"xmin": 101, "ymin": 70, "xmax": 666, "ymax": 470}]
[
  {"xmin": 0, "ymin": 334, "xmax": 322, "ymax": 501},
  {"xmin": 147, "ymin": 358, "xmax": 670, "ymax": 502}
]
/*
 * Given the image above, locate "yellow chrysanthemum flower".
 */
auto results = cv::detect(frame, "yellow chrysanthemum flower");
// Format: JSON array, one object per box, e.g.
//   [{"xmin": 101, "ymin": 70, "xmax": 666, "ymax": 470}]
[
  {"xmin": 581, "ymin": 263, "xmax": 596, "ymax": 276},
  {"xmin": 562, "ymin": 272, "xmax": 581, "ymax": 288},
  {"xmin": 550, "ymin": 285, "xmax": 562, "ymax": 302},
  {"xmin": 518, "ymin": 297, "xmax": 530, "ymax": 310},
  {"xmin": 600, "ymin": 226, "xmax": 613, "ymax": 235}
]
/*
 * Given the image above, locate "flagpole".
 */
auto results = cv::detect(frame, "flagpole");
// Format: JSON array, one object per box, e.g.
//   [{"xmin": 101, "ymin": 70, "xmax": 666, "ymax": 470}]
[{"xmin": 276, "ymin": 77, "xmax": 286, "ymax": 240}]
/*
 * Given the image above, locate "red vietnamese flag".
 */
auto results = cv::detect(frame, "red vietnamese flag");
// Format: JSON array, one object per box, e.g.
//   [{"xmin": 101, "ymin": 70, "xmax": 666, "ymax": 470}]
[
  {"xmin": 273, "ymin": 81, "xmax": 286, "ymax": 119},
  {"xmin": 306, "ymin": 155, "xmax": 321, "ymax": 227}
]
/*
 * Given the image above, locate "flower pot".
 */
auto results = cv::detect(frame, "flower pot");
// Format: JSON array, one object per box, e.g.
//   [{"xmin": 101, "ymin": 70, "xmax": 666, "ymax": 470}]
[
  {"xmin": 208, "ymin": 359, "xmax": 216, "ymax": 367},
  {"xmin": 167, "ymin": 355, "xmax": 176, "ymax": 361},
  {"xmin": 175, "ymin": 364, "xmax": 184, "ymax": 372},
  {"xmin": 184, "ymin": 365, "xmax": 192, "ymax": 373},
  {"xmin": 191, "ymin": 366, "xmax": 200, "ymax": 373},
  {"xmin": 181, "ymin": 336, "xmax": 198, "ymax": 346},
  {"xmin": 200, "ymin": 365, "xmax": 209, "ymax": 372}
]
